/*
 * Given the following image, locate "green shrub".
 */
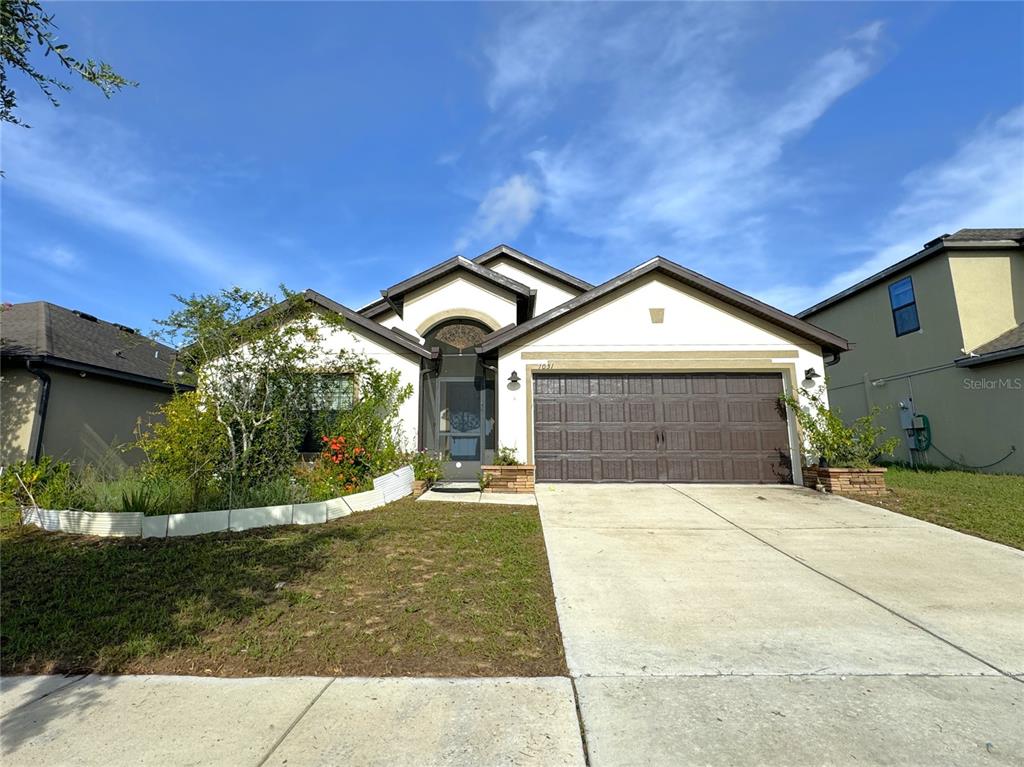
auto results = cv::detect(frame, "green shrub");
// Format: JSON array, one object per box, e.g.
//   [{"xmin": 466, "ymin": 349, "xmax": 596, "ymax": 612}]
[
  {"xmin": 410, "ymin": 451, "xmax": 444, "ymax": 484},
  {"xmin": 121, "ymin": 486, "xmax": 154, "ymax": 514},
  {"xmin": 493, "ymin": 446, "xmax": 521, "ymax": 466},
  {"xmin": 230, "ymin": 476, "xmax": 305, "ymax": 508},
  {"xmin": 781, "ymin": 385, "xmax": 900, "ymax": 469},
  {"xmin": 135, "ymin": 390, "xmax": 226, "ymax": 510},
  {"xmin": 1, "ymin": 458, "xmax": 78, "ymax": 510}
]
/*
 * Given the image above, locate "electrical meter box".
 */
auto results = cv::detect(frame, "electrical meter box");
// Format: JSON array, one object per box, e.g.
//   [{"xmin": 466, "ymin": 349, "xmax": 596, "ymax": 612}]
[
  {"xmin": 898, "ymin": 401, "xmax": 915, "ymax": 430},
  {"xmin": 912, "ymin": 415, "xmax": 926, "ymax": 430}
]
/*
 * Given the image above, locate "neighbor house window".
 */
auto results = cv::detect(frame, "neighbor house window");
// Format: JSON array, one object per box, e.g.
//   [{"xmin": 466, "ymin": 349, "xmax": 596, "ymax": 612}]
[{"xmin": 888, "ymin": 276, "xmax": 920, "ymax": 336}]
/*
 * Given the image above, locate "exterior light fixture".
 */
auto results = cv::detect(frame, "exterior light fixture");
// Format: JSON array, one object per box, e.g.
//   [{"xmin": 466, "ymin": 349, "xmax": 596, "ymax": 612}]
[
  {"xmin": 508, "ymin": 371, "xmax": 521, "ymax": 386},
  {"xmin": 804, "ymin": 367, "xmax": 821, "ymax": 381}
]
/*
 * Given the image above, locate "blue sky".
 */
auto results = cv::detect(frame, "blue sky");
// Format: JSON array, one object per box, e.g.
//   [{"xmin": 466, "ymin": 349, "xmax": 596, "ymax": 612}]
[{"xmin": 2, "ymin": 2, "xmax": 1022, "ymax": 333}]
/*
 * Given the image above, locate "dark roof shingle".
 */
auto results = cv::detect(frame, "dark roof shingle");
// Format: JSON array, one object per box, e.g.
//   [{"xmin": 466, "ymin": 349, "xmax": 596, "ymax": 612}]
[
  {"xmin": 943, "ymin": 228, "xmax": 1024, "ymax": 243},
  {"xmin": 955, "ymin": 322, "xmax": 1024, "ymax": 368},
  {"xmin": 1, "ymin": 302, "xmax": 180, "ymax": 385}
]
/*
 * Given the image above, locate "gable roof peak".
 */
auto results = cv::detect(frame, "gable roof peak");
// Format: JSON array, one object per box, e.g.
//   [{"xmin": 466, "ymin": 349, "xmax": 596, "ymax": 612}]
[
  {"xmin": 473, "ymin": 243, "xmax": 593, "ymax": 292},
  {"xmin": 476, "ymin": 256, "xmax": 850, "ymax": 355}
]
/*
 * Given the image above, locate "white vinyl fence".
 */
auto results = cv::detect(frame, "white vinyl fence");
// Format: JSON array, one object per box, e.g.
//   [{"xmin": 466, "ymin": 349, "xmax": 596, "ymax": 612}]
[{"xmin": 20, "ymin": 465, "xmax": 414, "ymax": 540}]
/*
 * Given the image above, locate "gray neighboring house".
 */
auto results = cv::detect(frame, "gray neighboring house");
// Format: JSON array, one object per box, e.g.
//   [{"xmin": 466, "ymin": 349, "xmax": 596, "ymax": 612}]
[{"xmin": 1, "ymin": 302, "xmax": 189, "ymax": 467}]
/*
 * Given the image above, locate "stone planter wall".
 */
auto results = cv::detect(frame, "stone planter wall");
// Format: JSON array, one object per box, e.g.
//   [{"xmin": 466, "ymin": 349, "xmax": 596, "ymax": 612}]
[
  {"xmin": 481, "ymin": 465, "xmax": 535, "ymax": 494},
  {"xmin": 803, "ymin": 466, "xmax": 887, "ymax": 496}
]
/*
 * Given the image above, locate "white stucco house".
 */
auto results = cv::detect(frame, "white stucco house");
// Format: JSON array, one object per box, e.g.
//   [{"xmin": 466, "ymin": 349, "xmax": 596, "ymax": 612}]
[{"xmin": 294, "ymin": 245, "xmax": 850, "ymax": 485}]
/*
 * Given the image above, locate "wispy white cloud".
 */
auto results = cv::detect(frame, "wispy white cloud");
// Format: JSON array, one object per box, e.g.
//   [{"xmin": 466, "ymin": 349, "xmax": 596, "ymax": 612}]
[
  {"xmin": 31, "ymin": 244, "xmax": 80, "ymax": 271},
  {"xmin": 479, "ymin": 6, "xmax": 885, "ymax": 278},
  {"xmin": 436, "ymin": 150, "xmax": 462, "ymax": 167},
  {"xmin": 761, "ymin": 104, "xmax": 1024, "ymax": 312},
  {"xmin": 2, "ymin": 104, "xmax": 275, "ymax": 288},
  {"xmin": 455, "ymin": 174, "xmax": 541, "ymax": 253}
]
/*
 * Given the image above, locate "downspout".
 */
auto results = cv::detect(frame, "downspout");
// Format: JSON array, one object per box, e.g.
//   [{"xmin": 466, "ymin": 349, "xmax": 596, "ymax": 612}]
[{"xmin": 25, "ymin": 359, "xmax": 51, "ymax": 462}]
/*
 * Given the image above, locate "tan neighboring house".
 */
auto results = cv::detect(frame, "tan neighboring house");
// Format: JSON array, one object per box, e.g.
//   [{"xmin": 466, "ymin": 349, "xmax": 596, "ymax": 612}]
[
  {"xmin": 1, "ymin": 302, "xmax": 188, "ymax": 467},
  {"xmin": 799, "ymin": 228, "xmax": 1024, "ymax": 474}
]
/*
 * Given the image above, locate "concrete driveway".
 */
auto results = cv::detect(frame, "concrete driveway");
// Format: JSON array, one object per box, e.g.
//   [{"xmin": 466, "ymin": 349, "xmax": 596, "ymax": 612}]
[{"xmin": 538, "ymin": 483, "xmax": 1024, "ymax": 766}]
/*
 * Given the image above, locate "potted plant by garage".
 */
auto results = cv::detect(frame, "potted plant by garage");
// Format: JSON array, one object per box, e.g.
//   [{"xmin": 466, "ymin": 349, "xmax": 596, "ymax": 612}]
[
  {"xmin": 410, "ymin": 451, "xmax": 444, "ymax": 496},
  {"xmin": 780, "ymin": 386, "xmax": 900, "ymax": 497},
  {"xmin": 480, "ymin": 446, "xmax": 535, "ymax": 493}
]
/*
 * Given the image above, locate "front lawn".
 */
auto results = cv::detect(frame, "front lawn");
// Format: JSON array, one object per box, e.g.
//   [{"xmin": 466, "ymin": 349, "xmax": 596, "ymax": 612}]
[
  {"xmin": 862, "ymin": 466, "xmax": 1024, "ymax": 549},
  {"xmin": 0, "ymin": 499, "xmax": 566, "ymax": 677}
]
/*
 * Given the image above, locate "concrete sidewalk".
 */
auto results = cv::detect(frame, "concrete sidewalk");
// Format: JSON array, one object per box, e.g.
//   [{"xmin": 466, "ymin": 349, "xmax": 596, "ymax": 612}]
[
  {"xmin": 537, "ymin": 483, "xmax": 1024, "ymax": 766},
  {"xmin": 0, "ymin": 675, "xmax": 584, "ymax": 766}
]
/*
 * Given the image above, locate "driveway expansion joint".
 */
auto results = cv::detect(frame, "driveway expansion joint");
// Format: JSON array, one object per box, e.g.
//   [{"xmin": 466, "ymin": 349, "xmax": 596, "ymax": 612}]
[
  {"xmin": 255, "ymin": 677, "xmax": 335, "ymax": 767},
  {"xmin": 668, "ymin": 486, "xmax": 1021, "ymax": 683}
]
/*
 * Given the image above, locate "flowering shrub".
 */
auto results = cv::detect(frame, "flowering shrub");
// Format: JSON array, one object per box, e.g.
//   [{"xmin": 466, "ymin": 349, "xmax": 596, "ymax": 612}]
[{"xmin": 319, "ymin": 434, "xmax": 373, "ymax": 493}]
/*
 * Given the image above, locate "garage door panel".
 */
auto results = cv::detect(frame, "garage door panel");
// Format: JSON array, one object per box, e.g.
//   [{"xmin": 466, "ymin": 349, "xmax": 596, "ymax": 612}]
[
  {"xmin": 597, "ymin": 376, "xmax": 624, "ymax": 395},
  {"xmin": 732, "ymin": 458, "xmax": 762, "ymax": 481},
  {"xmin": 629, "ymin": 430, "xmax": 658, "ymax": 451},
  {"xmin": 660, "ymin": 376, "xmax": 688, "ymax": 395},
  {"xmin": 729, "ymin": 430, "xmax": 759, "ymax": 451},
  {"xmin": 563, "ymin": 376, "xmax": 591, "ymax": 395},
  {"xmin": 696, "ymin": 459, "xmax": 725, "ymax": 481},
  {"xmin": 536, "ymin": 458, "xmax": 563, "ymax": 481},
  {"xmin": 630, "ymin": 458, "xmax": 659, "ymax": 481},
  {"xmin": 760, "ymin": 429, "xmax": 790, "ymax": 451},
  {"xmin": 692, "ymin": 401, "xmax": 721, "ymax": 422},
  {"xmin": 599, "ymin": 430, "xmax": 626, "ymax": 452},
  {"xmin": 663, "ymin": 401, "xmax": 690, "ymax": 422},
  {"xmin": 689, "ymin": 375, "xmax": 717, "ymax": 394},
  {"xmin": 566, "ymin": 459, "xmax": 593, "ymax": 480},
  {"xmin": 664, "ymin": 430, "xmax": 691, "ymax": 451},
  {"xmin": 536, "ymin": 401, "xmax": 561, "ymax": 423},
  {"xmin": 725, "ymin": 376, "xmax": 753, "ymax": 394},
  {"xmin": 693, "ymin": 431, "xmax": 722, "ymax": 451},
  {"xmin": 599, "ymin": 402, "xmax": 625, "ymax": 422},
  {"xmin": 535, "ymin": 429, "xmax": 562, "ymax": 452},
  {"xmin": 533, "ymin": 373, "xmax": 792, "ymax": 484},
  {"xmin": 565, "ymin": 402, "xmax": 592, "ymax": 423},
  {"xmin": 628, "ymin": 376, "xmax": 654, "ymax": 394},
  {"xmin": 535, "ymin": 377, "xmax": 562, "ymax": 395},
  {"xmin": 666, "ymin": 458, "xmax": 694, "ymax": 481},
  {"xmin": 599, "ymin": 458, "xmax": 628, "ymax": 480},
  {"xmin": 758, "ymin": 400, "xmax": 786, "ymax": 422},
  {"xmin": 726, "ymin": 401, "xmax": 755, "ymax": 423},
  {"xmin": 628, "ymin": 402, "xmax": 656, "ymax": 422},
  {"xmin": 566, "ymin": 430, "xmax": 591, "ymax": 451}
]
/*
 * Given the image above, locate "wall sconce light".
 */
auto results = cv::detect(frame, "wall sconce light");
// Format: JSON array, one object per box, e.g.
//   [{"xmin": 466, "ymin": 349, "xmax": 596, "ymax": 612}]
[
  {"xmin": 804, "ymin": 367, "xmax": 821, "ymax": 382},
  {"xmin": 507, "ymin": 371, "xmax": 521, "ymax": 386}
]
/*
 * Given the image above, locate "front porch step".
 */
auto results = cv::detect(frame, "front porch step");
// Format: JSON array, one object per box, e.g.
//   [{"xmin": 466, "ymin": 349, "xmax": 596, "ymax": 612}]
[{"xmin": 429, "ymin": 481, "xmax": 480, "ymax": 493}]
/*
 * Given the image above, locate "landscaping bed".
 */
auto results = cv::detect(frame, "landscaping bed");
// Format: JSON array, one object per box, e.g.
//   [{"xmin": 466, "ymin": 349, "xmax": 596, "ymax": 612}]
[
  {"xmin": 0, "ymin": 498, "xmax": 566, "ymax": 677},
  {"xmin": 849, "ymin": 466, "xmax": 1024, "ymax": 550}
]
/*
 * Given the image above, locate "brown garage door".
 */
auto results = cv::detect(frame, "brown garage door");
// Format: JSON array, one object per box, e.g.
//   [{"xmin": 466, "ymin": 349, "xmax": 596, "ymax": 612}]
[{"xmin": 533, "ymin": 373, "xmax": 792, "ymax": 483}]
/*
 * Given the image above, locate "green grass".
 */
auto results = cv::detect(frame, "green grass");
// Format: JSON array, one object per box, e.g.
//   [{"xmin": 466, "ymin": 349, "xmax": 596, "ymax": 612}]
[
  {"xmin": 0, "ymin": 499, "xmax": 565, "ymax": 677},
  {"xmin": 869, "ymin": 466, "xmax": 1024, "ymax": 549}
]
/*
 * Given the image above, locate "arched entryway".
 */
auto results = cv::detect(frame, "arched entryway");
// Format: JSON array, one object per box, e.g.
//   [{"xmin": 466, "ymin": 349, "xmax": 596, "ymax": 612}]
[{"xmin": 420, "ymin": 318, "xmax": 496, "ymax": 480}]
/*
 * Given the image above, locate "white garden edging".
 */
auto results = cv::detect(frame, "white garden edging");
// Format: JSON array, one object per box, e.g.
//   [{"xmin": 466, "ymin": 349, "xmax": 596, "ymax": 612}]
[
  {"xmin": 20, "ymin": 508, "xmax": 144, "ymax": 537},
  {"xmin": 21, "ymin": 464, "xmax": 414, "ymax": 540}
]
